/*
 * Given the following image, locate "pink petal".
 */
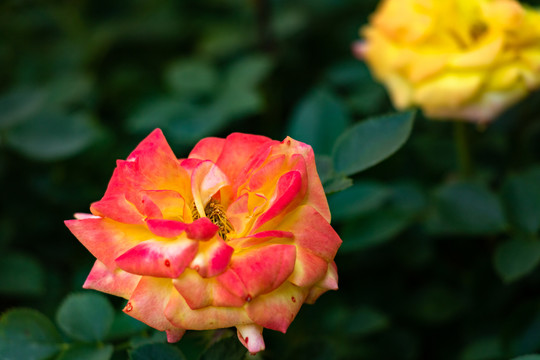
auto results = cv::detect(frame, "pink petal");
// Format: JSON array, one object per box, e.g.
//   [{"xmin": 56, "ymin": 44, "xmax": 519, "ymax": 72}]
[
  {"xmin": 251, "ymin": 170, "xmax": 304, "ymax": 231},
  {"xmin": 185, "ymin": 217, "xmax": 219, "ymax": 241},
  {"xmin": 83, "ymin": 260, "xmax": 141, "ymax": 299},
  {"xmin": 272, "ymin": 137, "xmax": 331, "ymax": 222},
  {"xmin": 227, "ymin": 244, "xmax": 296, "ymax": 298},
  {"xmin": 236, "ymin": 324, "xmax": 265, "ymax": 354},
  {"xmin": 247, "ymin": 155, "xmax": 286, "ymax": 191},
  {"xmin": 147, "ymin": 217, "xmax": 217, "ymax": 240},
  {"xmin": 146, "ymin": 219, "xmax": 188, "ymax": 238},
  {"xmin": 191, "ymin": 161, "xmax": 231, "ymax": 217},
  {"xmin": 165, "ymin": 289, "xmax": 251, "ymax": 330},
  {"xmin": 74, "ymin": 213, "xmax": 100, "ymax": 220},
  {"xmin": 189, "ymin": 236, "xmax": 234, "ymax": 278},
  {"xmin": 189, "ymin": 137, "xmax": 226, "ymax": 163},
  {"xmin": 305, "ymin": 262, "xmax": 339, "ymax": 304},
  {"xmin": 91, "ymin": 130, "xmax": 190, "ymax": 223},
  {"xmin": 246, "ymin": 281, "xmax": 306, "ymax": 333},
  {"xmin": 124, "ymin": 277, "xmax": 178, "ymax": 331},
  {"xmin": 166, "ymin": 329, "xmax": 186, "ymax": 343},
  {"xmin": 125, "ymin": 129, "xmax": 190, "ymax": 196},
  {"xmin": 141, "ymin": 194, "xmax": 163, "ymax": 219},
  {"xmin": 227, "ymin": 230, "xmax": 294, "ymax": 249},
  {"xmin": 116, "ymin": 238, "xmax": 198, "ymax": 278},
  {"xmin": 288, "ymin": 247, "xmax": 329, "ymax": 288},
  {"xmin": 90, "ymin": 193, "xmax": 145, "ymax": 225},
  {"xmin": 214, "ymin": 133, "xmax": 275, "ymax": 183},
  {"xmin": 65, "ymin": 218, "xmax": 149, "ymax": 270},
  {"xmin": 278, "ymin": 205, "xmax": 342, "ymax": 262},
  {"xmin": 141, "ymin": 190, "xmax": 185, "ymax": 220},
  {"xmin": 173, "ymin": 269, "xmax": 246, "ymax": 309}
]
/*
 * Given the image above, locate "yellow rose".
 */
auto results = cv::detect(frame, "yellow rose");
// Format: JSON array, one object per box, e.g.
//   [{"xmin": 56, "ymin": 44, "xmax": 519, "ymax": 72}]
[{"xmin": 356, "ymin": 0, "xmax": 540, "ymax": 124}]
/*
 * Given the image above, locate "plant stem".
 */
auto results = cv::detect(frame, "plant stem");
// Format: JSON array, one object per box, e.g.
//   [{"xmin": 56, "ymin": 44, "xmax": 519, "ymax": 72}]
[{"xmin": 453, "ymin": 121, "xmax": 473, "ymax": 178}]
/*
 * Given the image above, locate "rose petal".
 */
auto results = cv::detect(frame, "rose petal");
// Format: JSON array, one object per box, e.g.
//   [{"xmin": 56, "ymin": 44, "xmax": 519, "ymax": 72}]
[
  {"xmin": 146, "ymin": 219, "xmax": 188, "ymax": 238},
  {"xmin": 142, "ymin": 190, "xmax": 186, "ymax": 220},
  {"xmin": 215, "ymin": 133, "xmax": 275, "ymax": 183},
  {"xmin": 288, "ymin": 247, "xmax": 329, "ymax": 288},
  {"xmin": 185, "ymin": 217, "xmax": 219, "ymax": 241},
  {"xmin": 166, "ymin": 329, "xmax": 186, "ymax": 343},
  {"xmin": 116, "ymin": 238, "xmax": 198, "ymax": 278},
  {"xmin": 191, "ymin": 161, "xmax": 231, "ymax": 217},
  {"xmin": 227, "ymin": 230, "xmax": 294, "ymax": 249},
  {"xmin": 65, "ymin": 218, "xmax": 149, "ymax": 270},
  {"xmin": 91, "ymin": 130, "xmax": 190, "ymax": 223},
  {"xmin": 305, "ymin": 261, "xmax": 339, "ymax": 304},
  {"xmin": 83, "ymin": 260, "xmax": 141, "ymax": 299},
  {"xmin": 251, "ymin": 170, "xmax": 304, "ymax": 231},
  {"xmin": 189, "ymin": 137, "xmax": 226, "ymax": 163},
  {"xmin": 246, "ymin": 281, "xmax": 306, "ymax": 333},
  {"xmin": 173, "ymin": 269, "xmax": 246, "ymax": 309},
  {"xmin": 90, "ymin": 193, "xmax": 144, "ymax": 225},
  {"xmin": 165, "ymin": 289, "xmax": 251, "ymax": 330},
  {"xmin": 277, "ymin": 205, "xmax": 342, "ymax": 262},
  {"xmin": 125, "ymin": 277, "xmax": 178, "ymax": 331},
  {"xmin": 222, "ymin": 244, "xmax": 296, "ymax": 299},
  {"xmin": 272, "ymin": 137, "xmax": 331, "ymax": 222},
  {"xmin": 236, "ymin": 324, "xmax": 265, "ymax": 354},
  {"xmin": 189, "ymin": 236, "xmax": 233, "ymax": 278}
]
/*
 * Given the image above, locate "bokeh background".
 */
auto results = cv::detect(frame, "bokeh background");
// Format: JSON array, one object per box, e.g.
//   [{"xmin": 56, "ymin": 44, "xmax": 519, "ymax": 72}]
[{"xmin": 2, "ymin": 0, "xmax": 540, "ymax": 359}]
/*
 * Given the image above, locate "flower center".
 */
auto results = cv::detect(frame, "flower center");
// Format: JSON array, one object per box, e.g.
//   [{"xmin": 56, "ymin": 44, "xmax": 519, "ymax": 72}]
[{"xmin": 191, "ymin": 199, "xmax": 234, "ymax": 240}]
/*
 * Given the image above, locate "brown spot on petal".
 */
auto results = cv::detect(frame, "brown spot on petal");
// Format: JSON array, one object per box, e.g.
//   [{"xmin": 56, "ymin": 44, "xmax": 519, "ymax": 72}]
[
  {"xmin": 124, "ymin": 302, "xmax": 133, "ymax": 312},
  {"xmin": 291, "ymin": 296, "xmax": 296, "ymax": 303},
  {"xmin": 245, "ymin": 295, "xmax": 252, "ymax": 302},
  {"xmin": 245, "ymin": 337, "xmax": 249, "ymax": 344},
  {"xmin": 165, "ymin": 259, "xmax": 171, "ymax": 267}
]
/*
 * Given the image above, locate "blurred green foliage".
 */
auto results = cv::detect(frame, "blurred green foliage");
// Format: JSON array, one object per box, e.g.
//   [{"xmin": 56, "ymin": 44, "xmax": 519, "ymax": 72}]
[{"xmin": 2, "ymin": 0, "xmax": 540, "ymax": 359}]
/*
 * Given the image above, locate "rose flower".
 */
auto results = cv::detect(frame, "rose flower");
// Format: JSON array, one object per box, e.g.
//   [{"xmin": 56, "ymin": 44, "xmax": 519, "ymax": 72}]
[
  {"xmin": 65, "ymin": 129, "xmax": 341, "ymax": 354},
  {"xmin": 355, "ymin": 0, "xmax": 540, "ymax": 124}
]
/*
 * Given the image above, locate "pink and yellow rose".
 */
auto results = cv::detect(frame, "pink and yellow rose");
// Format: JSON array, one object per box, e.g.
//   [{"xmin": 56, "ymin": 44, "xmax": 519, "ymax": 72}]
[
  {"xmin": 356, "ymin": 0, "xmax": 540, "ymax": 123},
  {"xmin": 65, "ymin": 129, "xmax": 341, "ymax": 354}
]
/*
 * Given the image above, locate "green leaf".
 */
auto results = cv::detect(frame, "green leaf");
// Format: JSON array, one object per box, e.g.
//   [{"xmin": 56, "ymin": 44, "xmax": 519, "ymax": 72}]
[
  {"xmin": 0, "ymin": 309, "xmax": 62, "ymax": 360},
  {"xmin": 0, "ymin": 88, "xmax": 45, "ymax": 130},
  {"xmin": 214, "ymin": 87, "xmax": 262, "ymax": 119},
  {"xmin": 323, "ymin": 175, "xmax": 353, "ymax": 195},
  {"xmin": 165, "ymin": 59, "xmax": 218, "ymax": 97},
  {"xmin": 494, "ymin": 237, "xmax": 540, "ymax": 283},
  {"xmin": 127, "ymin": 98, "xmax": 195, "ymax": 133},
  {"xmin": 411, "ymin": 285, "xmax": 465, "ymax": 324},
  {"xmin": 332, "ymin": 111, "xmax": 415, "ymax": 175},
  {"xmin": 224, "ymin": 54, "xmax": 272, "ymax": 90},
  {"xmin": 502, "ymin": 171, "xmax": 540, "ymax": 234},
  {"xmin": 315, "ymin": 155, "xmax": 334, "ymax": 184},
  {"xmin": 199, "ymin": 334, "xmax": 246, "ymax": 360},
  {"xmin": 130, "ymin": 343, "xmax": 186, "ymax": 360},
  {"xmin": 288, "ymin": 88, "xmax": 350, "ymax": 155},
  {"xmin": 57, "ymin": 344, "xmax": 114, "ymax": 360},
  {"xmin": 328, "ymin": 181, "xmax": 390, "ymax": 222},
  {"xmin": 167, "ymin": 106, "xmax": 227, "ymax": 145},
  {"xmin": 340, "ymin": 209, "xmax": 412, "ymax": 252},
  {"xmin": 428, "ymin": 182, "xmax": 507, "ymax": 235},
  {"xmin": 5, "ymin": 111, "xmax": 101, "ymax": 161},
  {"xmin": 325, "ymin": 306, "xmax": 389, "ymax": 337},
  {"xmin": 0, "ymin": 252, "xmax": 45, "ymax": 296},
  {"xmin": 460, "ymin": 337, "xmax": 502, "ymax": 360},
  {"xmin": 339, "ymin": 182, "xmax": 423, "ymax": 251},
  {"xmin": 511, "ymin": 356, "xmax": 540, "ymax": 360},
  {"xmin": 56, "ymin": 293, "xmax": 114, "ymax": 342},
  {"xmin": 106, "ymin": 312, "xmax": 149, "ymax": 341}
]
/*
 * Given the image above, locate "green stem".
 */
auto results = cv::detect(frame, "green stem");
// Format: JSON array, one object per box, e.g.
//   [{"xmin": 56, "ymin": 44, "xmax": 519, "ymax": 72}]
[{"xmin": 453, "ymin": 121, "xmax": 473, "ymax": 178}]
